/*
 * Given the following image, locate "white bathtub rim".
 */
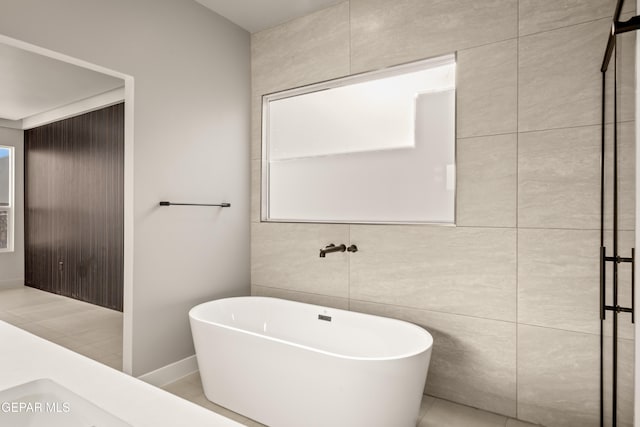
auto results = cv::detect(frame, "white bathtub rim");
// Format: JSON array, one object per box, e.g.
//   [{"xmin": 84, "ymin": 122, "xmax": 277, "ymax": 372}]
[{"xmin": 189, "ymin": 296, "xmax": 433, "ymax": 362}]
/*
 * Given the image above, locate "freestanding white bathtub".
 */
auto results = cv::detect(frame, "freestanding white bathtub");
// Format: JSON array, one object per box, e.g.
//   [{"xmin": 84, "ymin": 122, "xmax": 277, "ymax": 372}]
[{"xmin": 189, "ymin": 297, "xmax": 433, "ymax": 427}]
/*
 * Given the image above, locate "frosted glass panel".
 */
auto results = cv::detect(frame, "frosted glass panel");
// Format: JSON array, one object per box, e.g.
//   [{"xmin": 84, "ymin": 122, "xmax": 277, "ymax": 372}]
[
  {"xmin": 269, "ymin": 63, "xmax": 454, "ymax": 160},
  {"xmin": 263, "ymin": 55, "xmax": 456, "ymax": 224}
]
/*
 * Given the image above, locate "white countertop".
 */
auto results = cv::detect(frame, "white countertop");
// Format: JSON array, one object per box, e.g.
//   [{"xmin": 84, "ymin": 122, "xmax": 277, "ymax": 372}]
[{"xmin": 0, "ymin": 321, "xmax": 242, "ymax": 427}]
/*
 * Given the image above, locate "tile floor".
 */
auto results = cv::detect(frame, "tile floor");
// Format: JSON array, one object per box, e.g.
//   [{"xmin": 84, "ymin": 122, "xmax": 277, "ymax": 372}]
[
  {"xmin": 0, "ymin": 286, "xmax": 123, "ymax": 370},
  {"xmin": 162, "ymin": 372, "xmax": 542, "ymax": 427}
]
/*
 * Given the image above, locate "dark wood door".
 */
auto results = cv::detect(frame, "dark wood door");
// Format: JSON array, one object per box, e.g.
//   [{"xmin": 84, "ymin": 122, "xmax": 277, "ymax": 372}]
[{"xmin": 25, "ymin": 103, "xmax": 124, "ymax": 311}]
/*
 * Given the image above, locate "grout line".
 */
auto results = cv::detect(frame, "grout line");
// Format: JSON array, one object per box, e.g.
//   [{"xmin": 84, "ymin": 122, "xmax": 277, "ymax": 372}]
[
  {"xmin": 348, "ymin": 296, "xmax": 632, "ymax": 340},
  {"xmin": 519, "ymin": 14, "xmax": 619, "ymax": 39},
  {"xmin": 255, "ymin": 223, "xmax": 635, "ymax": 232},
  {"xmin": 455, "ymin": 9, "xmax": 631, "ymax": 59},
  {"xmin": 458, "ymin": 224, "xmax": 636, "ymax": 232},
  {"xmin": 253, "ymin": 283, "xmax": 348, "ymax": 304},
  {"xmin": 351, "ymin": 296, "xmax": 518, "ymax": 323},
  {"xmin": 515, "ymin": 0, "xmax": 520, "ymax": 416},
  {"xmin": 449, "ymin": 224, "xmax": 525, "ymax": 230},
  {"xmin": 457, "ymin": 131, "xmax": 518, "ymax": 140},
  {"xmin": 517, "ymin": 120, "xmax": 635, "ymax": 137},
  {"xmin": 426, "ymin": 395, "xmax": 512, "ymax": 423},
  {"xmin": 457, "ymin": 36, "xmax": 518, "ymax": 55}
]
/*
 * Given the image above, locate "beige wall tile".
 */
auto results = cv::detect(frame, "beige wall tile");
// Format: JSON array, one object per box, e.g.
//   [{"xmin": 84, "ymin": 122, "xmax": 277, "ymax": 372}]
[
  {"xmin": 251, "ymin": 159, "xmax": 261, "ymax": 222},
  {"xmin": 519, "ymin": 0, "xmax": 632, "ymax": 36},
  {"xmin": 619, "ymin": 31, "xmax": 636, "ymax": 123},
  {"xmin": 251, "ymin": 222, "xmax": 349, "ymax": 297},
  {"xmin": 517, "ymin": 325, "xmax": 599, "ymax": 427},
  {"xmin": 519, "ymin": 18, "xmax": 610, "ymax": 132},
  {"xmin": 250, "ymin": 2, "xmax": 351, "ymax": 160},
  {"xmin": 603, "ymin": 338, "xmax": 634, "ymax": 427},
  {"xmin": 351, "ymin": 301, "xmax": 517, "ymax": 417},
  {"xmin": 457, "ymin": 40, "xmax": 517, "ymax": 138},
  {"xmin": 249, "ymin": 3, "xmax": 630, "ymax": 426},
  {"xmin": 457, "ymin": 134, "xmax": 517, "ymax": 227},
  {"xmin": 605, "ymin": 23, "xmax": 636, "ymax": 124},
  {"xmin": 251, "ymin": 2, "xmax": 350, "ymax": 95},
  {"xmin": 350, "ymin": 225, "xmax": 516, "ymax": 321},
  {"xmin": 251, "ymin": 93, "xmax": 262, "ymax": 160},
  {"xmin": 518, "ymin": 229, "xmax": 599, "ymax": 334},
  {"xmin": 518, "ymin": 126, "xmax": 600, "ymax": 229},
  {"xmin": 506, "ymin": 419, "xmax": 540, "ymax": 427},
  {"xmin": 251, "ymin": 284, "xmax": 349, "ymax": 310},
  {"xmin": 604, "ymin": 122, "xmax": 636, "ymax": 231},
  {"xmin": 350, "ymin": 0, "xmax": 517, "ymax": 73}
]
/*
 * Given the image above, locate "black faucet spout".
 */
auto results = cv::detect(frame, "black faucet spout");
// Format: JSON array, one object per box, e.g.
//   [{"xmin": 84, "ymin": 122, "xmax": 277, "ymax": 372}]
[{"xmin": 319, "ymin": 243, "xmax": 346, "ymax": 258}]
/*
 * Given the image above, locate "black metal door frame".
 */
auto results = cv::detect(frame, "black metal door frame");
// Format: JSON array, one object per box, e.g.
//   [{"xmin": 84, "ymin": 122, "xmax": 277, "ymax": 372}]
[{"xmin": 600, "ymin": 2, "xmax": 638, "ymax": 425}]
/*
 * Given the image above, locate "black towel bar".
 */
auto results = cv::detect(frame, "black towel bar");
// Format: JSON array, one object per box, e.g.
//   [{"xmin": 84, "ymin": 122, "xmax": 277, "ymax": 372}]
[{"xmin": 159, "ymin": 201, "xmax": 231, "ymax": 207}]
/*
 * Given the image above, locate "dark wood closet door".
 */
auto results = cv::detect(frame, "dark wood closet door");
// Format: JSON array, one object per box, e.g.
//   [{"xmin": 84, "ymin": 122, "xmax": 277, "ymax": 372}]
[{"xmin": 25, "ymin": 103, "xmax": 124, "ymax": 311}]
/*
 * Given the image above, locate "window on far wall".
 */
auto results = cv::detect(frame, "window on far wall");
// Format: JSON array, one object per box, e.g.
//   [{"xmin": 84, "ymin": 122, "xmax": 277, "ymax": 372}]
[
  {"xmin": 0, "ymin": 145, "xmax": 14, "ymax": 251},
  {"xmin": 261, "ymin": 54, "xmax": 456, "ymax": 224}
]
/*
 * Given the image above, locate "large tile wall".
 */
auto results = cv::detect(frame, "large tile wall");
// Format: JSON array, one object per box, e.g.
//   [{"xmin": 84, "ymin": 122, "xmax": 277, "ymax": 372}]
[{"xmin": 250, "ymin": 1, "xmax": 635, "ymax": 426}]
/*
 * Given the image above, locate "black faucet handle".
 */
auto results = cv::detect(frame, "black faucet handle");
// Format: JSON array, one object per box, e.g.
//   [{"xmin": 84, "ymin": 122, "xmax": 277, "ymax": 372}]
[{"xmin": 347, "ymin": 244, "xmax": 358, "ymax": 253}]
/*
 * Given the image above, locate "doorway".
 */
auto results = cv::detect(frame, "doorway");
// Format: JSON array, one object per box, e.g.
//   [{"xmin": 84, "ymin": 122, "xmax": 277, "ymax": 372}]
[{"xmin": 0, "ymin": 34, "xmax": 134, "ymax": 372}]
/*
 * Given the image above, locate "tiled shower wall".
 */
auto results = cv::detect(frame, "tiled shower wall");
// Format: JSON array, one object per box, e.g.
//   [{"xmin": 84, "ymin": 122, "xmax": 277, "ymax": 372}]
[{"xmin": 249, "ymin": 1, "xmax": 636, "ymax": 426}]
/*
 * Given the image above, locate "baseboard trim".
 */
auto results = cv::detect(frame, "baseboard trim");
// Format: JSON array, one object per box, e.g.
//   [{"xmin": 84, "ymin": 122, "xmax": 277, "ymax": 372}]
[
  {"xmin": 0, "ymin": 278, "xmax": 24, "ymax": 289},
  {"xmin": 137, "ymin": 355, "xmax": 198, "ymax": 387}
]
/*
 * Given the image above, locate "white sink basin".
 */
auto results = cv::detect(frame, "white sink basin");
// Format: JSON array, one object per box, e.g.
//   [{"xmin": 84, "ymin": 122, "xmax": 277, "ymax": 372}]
[{"xmin": 0, "ymin": 378, "xmax": 132, "ymax": 427}]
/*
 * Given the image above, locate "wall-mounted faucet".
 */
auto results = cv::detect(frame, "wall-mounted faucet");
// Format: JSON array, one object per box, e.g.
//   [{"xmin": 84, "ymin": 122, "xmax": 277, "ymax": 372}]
[
  {"xmin": 319, "ymin": 244, "xmax": 358, "ymax": 257},
  {"xmin": 319, "ymin": 244, "xmax": 346, "ymax": 258}
]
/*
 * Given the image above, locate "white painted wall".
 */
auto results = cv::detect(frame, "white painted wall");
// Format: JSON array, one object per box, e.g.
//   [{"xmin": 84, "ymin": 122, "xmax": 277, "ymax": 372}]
[
  {"xmin": 0, "ymin": 126, "xmax": 23, "ymax": 289},
  {"xmin": 0, "ymin": 0, "xmax": 251, "ymax": 376}
]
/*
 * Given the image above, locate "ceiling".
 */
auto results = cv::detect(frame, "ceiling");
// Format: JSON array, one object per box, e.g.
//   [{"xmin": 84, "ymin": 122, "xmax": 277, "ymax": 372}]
[
  {"xmin": 0, "ymin": 1, "xmax": 338, "ymax": 121},
  {"xmin": 195, "ymin": 0, "xmax": 343, "ymax": 33},
  {"xmin": 0, "ymin": 42, "xmax": 124, "ymax": 121}
]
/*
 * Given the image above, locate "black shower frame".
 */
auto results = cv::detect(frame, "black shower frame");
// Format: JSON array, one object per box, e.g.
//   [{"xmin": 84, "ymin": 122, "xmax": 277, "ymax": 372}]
[{"xmin": 600, "ymin": 1, "xmax": 638, "ymax": 425}]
